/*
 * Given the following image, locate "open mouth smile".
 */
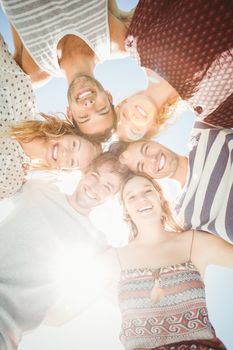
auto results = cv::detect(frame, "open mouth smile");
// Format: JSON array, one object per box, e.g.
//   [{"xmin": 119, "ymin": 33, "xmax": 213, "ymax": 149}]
[
  {"xmin": 136, "ymin": 105, "xmax": 147, "ymax": 119},
  {"xmin": 84, "ymin": 187, "xmax": 97, "ymax": 200},
  {"xmin": 137, "ymin": 205, "xmax": 153, "ymax": 213}
]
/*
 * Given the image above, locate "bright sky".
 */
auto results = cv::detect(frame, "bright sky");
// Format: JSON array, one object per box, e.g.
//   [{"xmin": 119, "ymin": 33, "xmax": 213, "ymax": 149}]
[{"xmin": 1, "ymin": 1, "xmax": 233, "ymax": 349}]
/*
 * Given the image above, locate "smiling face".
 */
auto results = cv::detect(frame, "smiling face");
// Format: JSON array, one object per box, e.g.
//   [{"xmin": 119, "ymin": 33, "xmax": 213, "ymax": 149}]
[
  {"xmin": 68, "ymin": 162, "xmax": 123, "ymax": 214},
  {"xmin": 120, "ymin": 141, "xmax": 179, "ymax": 180},
  {"xmin": 44, "ymin": 135, "xmax": 101, "ymax": 170},
  {"xmin": 122, "ymin": 176, "xmax": 162, "ymax": 226},
  {"xmin": 67, "ymin": 75, "xmax": 114, "ymax": 138},
  {"xmin": 116, "ymin": 94, "xmax": 158, "ymax": 141}
]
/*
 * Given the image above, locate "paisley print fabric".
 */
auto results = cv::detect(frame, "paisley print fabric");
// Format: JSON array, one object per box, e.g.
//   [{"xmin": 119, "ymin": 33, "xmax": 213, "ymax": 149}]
[{"xmin": 118, "ymin": 262, "xmax": 225, "ymax": 350}]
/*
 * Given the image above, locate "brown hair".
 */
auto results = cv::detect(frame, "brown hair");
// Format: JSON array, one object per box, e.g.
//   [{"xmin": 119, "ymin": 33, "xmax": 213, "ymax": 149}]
[
  {"xmin": 85, "ymin": 151, "xmax": 130, "ymax": 182},
  {"xmin": 120, "ymin": 174, "xmax": 183, "ymax": 239},
  {"xmin": 9, "ymin": 113, "xmax": 82, "ymax": 142}
]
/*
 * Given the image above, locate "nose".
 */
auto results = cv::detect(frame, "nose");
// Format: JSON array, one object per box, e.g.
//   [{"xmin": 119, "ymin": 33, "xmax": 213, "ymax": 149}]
[
  {"xmin": 83, "ymin": 98, "xmax": 95, "ymax": 108},
  {"xmin": 58, "ymin": 146, "xmax": 72, "ymax": 169}
]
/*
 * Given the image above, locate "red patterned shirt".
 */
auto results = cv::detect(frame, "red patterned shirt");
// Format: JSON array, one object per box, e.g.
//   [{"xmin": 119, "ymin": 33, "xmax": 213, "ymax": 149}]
[{"xmin": 126, "ymin": 0, "xmax": 233, "ymax": 128}]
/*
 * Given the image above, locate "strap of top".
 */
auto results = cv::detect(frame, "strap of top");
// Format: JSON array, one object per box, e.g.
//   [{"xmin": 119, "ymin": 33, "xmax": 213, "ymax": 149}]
[
  {"xmin": 114, "ymin": 248, "xmax": 123, "ymax": 271},
  {"xmin": 189, "ymin": 229, "xmax": 195, "ymax": 261}
]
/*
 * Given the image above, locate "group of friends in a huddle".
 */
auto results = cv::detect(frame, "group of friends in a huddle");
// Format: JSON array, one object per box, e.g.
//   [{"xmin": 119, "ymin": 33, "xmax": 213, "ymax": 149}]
[{"xmin": 0, "ymin": 0, "xmax": 233, "ymax": 349}]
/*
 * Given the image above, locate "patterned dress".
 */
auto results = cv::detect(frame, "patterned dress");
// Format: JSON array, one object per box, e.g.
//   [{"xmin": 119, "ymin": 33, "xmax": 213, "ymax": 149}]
[
  {"xmin": 126, "ymin": 0, "xmax": 233, "ymax": 128},
  {"xmin": 118, "ymin": 261, "xmax": 225, "ymax": 350}
]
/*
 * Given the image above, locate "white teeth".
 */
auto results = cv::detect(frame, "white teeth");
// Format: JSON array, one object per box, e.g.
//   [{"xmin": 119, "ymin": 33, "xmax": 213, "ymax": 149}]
[
  {"xmin": 159, "ymin": 155, "xmax": 165, "ymax": 171},
  {"xmin": 78, "ymin": 90, "xmax": 93, "ymax": 99},
  {"xmin": 85, "ymin": 189, "xmax": 96, "ymax": 200},
  {"xmin": 52, "ymin": 145, "xmax": 58, "ymax": 161},
  {"xmin": 136, "ymin": 106, "xmax": 147, "ymax": 117},
  {"xmin": 137, "ymin": 205, "xmax": 153, "ymax": 212}
]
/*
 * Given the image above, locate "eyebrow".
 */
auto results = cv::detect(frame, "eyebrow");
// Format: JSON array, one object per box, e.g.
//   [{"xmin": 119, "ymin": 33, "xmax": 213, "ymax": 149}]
[
  {"xmin": 125, "ymin": 184, "xmax": 151, "ymax": 197},
  {"xmin": 107, "ymin": 181, "xmax": 114, "ymax": 192}
]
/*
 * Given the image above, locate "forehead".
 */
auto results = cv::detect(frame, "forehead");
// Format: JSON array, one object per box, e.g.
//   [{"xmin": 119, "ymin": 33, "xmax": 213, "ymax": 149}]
[
  {"xmin": 87, "ymin": 162, "xmax": 120, "ymax": 178},
  {"xmin": 128, "ymin": 141, "xmax": 163, "ymax": 154},
  {"xmin": 123, "ymin": 176, "xmax": 152, "ymax": 194},
  {"xmin": 124, "ymin": 176, "xmax": 153, "ymax": 192},
  {"xmin": 120, "ymin": 92, "xmax": 144, "ymax": 105}
]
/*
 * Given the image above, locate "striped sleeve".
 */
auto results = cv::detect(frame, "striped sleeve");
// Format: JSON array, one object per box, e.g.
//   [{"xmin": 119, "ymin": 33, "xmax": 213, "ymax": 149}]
[{"xmin": 177, "ymin": 122, "xmax": 233, "ymax": 243}]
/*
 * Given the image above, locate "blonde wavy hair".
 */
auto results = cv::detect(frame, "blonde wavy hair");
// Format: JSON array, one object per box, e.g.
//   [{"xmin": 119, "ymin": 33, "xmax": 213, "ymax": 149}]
[
  {"xmin": 9, "ymin": 113, "xmax": 81, "ymax": 143},
  {"xmin": 120, "ymin": 174, "xmax": 183, "ymax": 240},
  {"xmin": 143, "ymin": 96, "xmax": 180, "ymax": 140}
]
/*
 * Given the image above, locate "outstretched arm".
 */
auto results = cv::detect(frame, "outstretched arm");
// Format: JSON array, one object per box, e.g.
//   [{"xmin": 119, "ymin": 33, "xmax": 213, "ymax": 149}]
[{"xmin": 191, "ymin": 230, "xmax": 233, "ymax": 278}]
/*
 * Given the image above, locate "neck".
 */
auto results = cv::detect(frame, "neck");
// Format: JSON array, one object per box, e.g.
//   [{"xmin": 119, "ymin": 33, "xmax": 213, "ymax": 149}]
[
  {"xmin": 58, "ymin": 35, "xmax": 95, "ymax": 84},
  {"xmin": 19, "ymin": 139, "xmax": 46, "ymax": 162},
  {"xmin": 172, "ymin": 156, "xmax": 188, "ymax": 188},
  {"xmin": 60, "ymin": 52, "xmax": 95, "ymax": 85},
  {"xmin": 134, "ymin": 220, "xmax": 168, "ymax": 245}
]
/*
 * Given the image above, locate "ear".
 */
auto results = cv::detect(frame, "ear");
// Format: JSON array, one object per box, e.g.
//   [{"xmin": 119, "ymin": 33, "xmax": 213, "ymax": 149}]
[
  {"xmin": 105, "ymin": 90, "xmax": 113, "ymax": 103},
  {"xmin": 66, "ymin": 107, "xmax": 73, "ymax": 123},
  {"xmin": 119, "ymin": 151, "xmax": 131, "ymax": 165}
]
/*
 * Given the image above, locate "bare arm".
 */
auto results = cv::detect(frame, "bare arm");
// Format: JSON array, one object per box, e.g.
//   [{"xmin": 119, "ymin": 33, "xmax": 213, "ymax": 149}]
[
  {"xmin": 191, "ymin": 230, "xmax": 233, "ymax": 278},
  {"xmin": 10, "ymin": 25, "xmax": 51, "ymax": 85},
  {"xmin": 108, "ymin": 0, "xmax": 136, "ymax": 29}
]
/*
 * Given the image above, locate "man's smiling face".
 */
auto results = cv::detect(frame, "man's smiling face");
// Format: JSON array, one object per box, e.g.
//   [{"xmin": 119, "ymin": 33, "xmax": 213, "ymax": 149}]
[
  {"xmin": 67, "ymin": 75, "xmax": 114, "ymax": 139},
  {"xmin": 67, "ymin": 162, "xmax": 123, "ymax": 215},
  {"xmin": 119, "ymin": 141, "xmax": 179, "ymax": 180}
]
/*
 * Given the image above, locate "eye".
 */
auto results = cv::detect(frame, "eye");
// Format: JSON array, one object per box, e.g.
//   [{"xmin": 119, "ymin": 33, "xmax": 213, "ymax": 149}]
[
  {"xmin": 72, "ymin": 141, "xmax": 76, "ymax": 149},
  {"xmin": 137, "ymin": 162, "xmax": 144, "ymax": 173},
  {"xmin": 71, "ymin": 159, "xmax": 74, "ymax": 167},
  {"xmin": 145, "ymin": 189, "xmax": 153, "ymax": 194},
  {"xmin": 104, "ymin": 184, "xmax": 113, "ymax": 193},
  {"xmin": 128, "ymin": 195, "xmax": 135, "ymax": 201},
  {"xmin": 121, "ymin": 111, "xmax": 128, "ymax": 121},
  {"xmin": 90, "ymin": 172, "xmax": 98, "ymax": 179}
]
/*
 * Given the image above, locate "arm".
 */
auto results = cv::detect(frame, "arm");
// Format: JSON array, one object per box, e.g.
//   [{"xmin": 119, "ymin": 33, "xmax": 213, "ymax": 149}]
[
  {"xmin": 108, "ymin": 0, "xmax": 136, "ymax": 29},
  {"xmin": 191, "ymin": 230, "xmax": 233, "ymax": 277},
  {"xmin": 43, "ymin": 247, "xmax": 120, "ymax": 327},
  {"xmin": 10, "ymin": 25, "xmax": 51, "ymax": 85}
]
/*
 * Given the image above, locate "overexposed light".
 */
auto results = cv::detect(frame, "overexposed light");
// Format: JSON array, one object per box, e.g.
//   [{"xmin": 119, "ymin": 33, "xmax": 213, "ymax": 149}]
[
  {"xmin": 90, "ymin": 197, "xmax": 129, "ymax": 247},
  {"xmin": 0, "ymin": 197, "xmax": 15, "ymax": 222},
  {"xmin": 54, "ymin": 170, "xmax": 82, "ymax": 195},
  {"xmin": 50, "ymin": 243, "xmax": 113, "ymax": 310}
]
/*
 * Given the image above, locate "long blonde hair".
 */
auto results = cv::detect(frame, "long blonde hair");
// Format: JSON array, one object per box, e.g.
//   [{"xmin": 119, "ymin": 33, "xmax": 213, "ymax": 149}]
[
  {"xmin": 120, "ymin": 174, "xmax": 183, "ymax": 240},
  {"xmin": 9, "ymin": 113, "xmax": 81, "ymax": 142}
]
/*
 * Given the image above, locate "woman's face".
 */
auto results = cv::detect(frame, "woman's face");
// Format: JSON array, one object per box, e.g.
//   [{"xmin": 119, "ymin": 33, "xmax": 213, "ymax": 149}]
[
  {"xmin": 44, "ymin": 135, "xmax": 101, "ymax": 170},
  {"xmin": 116, "ymin": 94, "xmax": 158, "ymax": 141},
  {"xmin": 122, "ymin": 176, "xmax": 162, "ymax": 227}
]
